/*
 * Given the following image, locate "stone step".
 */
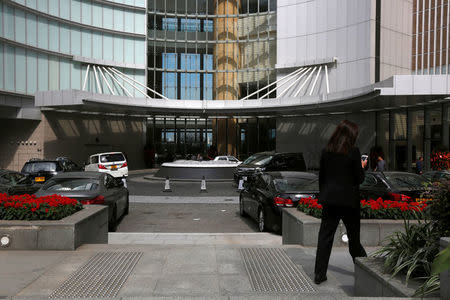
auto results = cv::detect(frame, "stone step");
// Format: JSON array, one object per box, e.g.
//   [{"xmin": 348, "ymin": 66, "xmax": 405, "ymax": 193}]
[{"xmin": 109, "ymin": 232, "xmax": 282, "ymax": 246}]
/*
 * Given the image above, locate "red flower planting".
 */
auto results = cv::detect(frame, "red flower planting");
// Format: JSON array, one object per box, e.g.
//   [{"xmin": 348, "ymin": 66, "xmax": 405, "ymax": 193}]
[
  {"xmin": 0, "ymin": 193, "xmax": 82, "ymax": 221},
  {"xmin": 297, "ymin": 197, "xmax": 428, "ymax": 219}
]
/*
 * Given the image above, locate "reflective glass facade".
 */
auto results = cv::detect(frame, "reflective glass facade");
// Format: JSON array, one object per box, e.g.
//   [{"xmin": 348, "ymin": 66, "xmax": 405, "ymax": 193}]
[
  {"xmin": 0, "ymin": 0, "xmax": 147, "ymax": 97},
  {"xmin": 147, "ymin": 0, "xmax": 277, "ymax": 100}
]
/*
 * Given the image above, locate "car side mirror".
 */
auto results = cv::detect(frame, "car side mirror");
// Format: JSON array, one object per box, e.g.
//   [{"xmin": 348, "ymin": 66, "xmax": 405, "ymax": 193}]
[{"xmin": 116, "ymin": 178, "xmax": 124, "ymax": 187}]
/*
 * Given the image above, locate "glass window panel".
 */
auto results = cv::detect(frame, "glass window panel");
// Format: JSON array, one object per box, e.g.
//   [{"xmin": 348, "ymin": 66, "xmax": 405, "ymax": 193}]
[
  {"xmin": 60, "ymin": 24, "xmax": 70, "ymax": 54},
  {"xmin": 37, "ymin": 53, "xmax": 48, "ymax": 91},
  {"xmin": 81, "ymin": 29, "xmax": 92, "ymax": 57},
  {"xmin": 204, "ymin": 20, "xmax": 213, "ymax": 32},
  {"xmin": 71, "ymin": 28, "xmax": 81, "ymax": 55},
  {"xmin": 81, "ymin": 1, "xmax": 92, "ymax": 25},
  {"xmin": 15, "ymin": 48, "xmax": 26, "ymax": 93},
  {"xmin": 37, "ymin": 17, "xmax": 48, "ymax": 49},
  {"xmin": 0, "ymin": 45, "xmax": 3, "ymax": 89},
  {"xmin": 181, "ymin": 19, "xmax": 200, "ymax": 32},
  {"xmin": 71, "ymin": 0, "xmax": 81, "ymax": 22},
  {"xmin": 114, "ymin": 36, "xmax": 123, "ymax": 62},
  {"xmin": 60, "ymin": 0, "xmax": 70, "ymax": 19},
  {"xmin": 48, "ymin": 21, "xmax": 59, "ymax": 51},
  {"xmin": 26, "ymin": 0, "xmax": 37, "ymax": 9},
  {"xmin": 162, "ymin": 18, "xmax": 177, "ymax": 31},
  {"xmin": 163, "ymin": 53, "xmax": 177, "ymax": 69},
  {"xmin": 60, "ymin": 59, "xmax": 70, "ymax": 90},
  {"xmin": 15, "ymin": 9, "xmax": 26, "ymax": 43},
  {"xmin": 103, "ymin": 33, "xmax": 113, "ymax": 61},
  {"xmin": 124, "ymin": 0, "xmax": 134, "ymax": 6},
  {"xmin": 124, "ymin": 10, "xmax": 134, "ymax": 32},
  {"xmin": 92, "ymin": 32, "xmax": 103, "ymax": 59},
  {"xmin": 124, "ymin": 37, "xmax": 134, "ymax": 64},
  {"xmin": 4, "ymin": 45, "xmax": 14, "ymax": 91},
  {"xmin": 103, "ymin": 6, "xmax": 113, "ymax": 29},
  {"xmin": 114, "ymin": 8, "xmax": 124, "ymax": 31},
  {"xmin": 37, "ymin": 0, "xmax": 48, "ymax": 13},
  {"xmin": 134, "ymin": 39, "xmax": 145, "ymax": 65},
  {"xmin": 26, "ymin": 13, "xmax": 37, "ymax": 46},
  {"xmin": 204, "ymin": 54, "xmax": 213, "ymax": 70},
  {"xmin": 49, "ymin": 57, "xmax": 59, "ymax": 90},
  {"xmin": 135, "ymin": 13, "xmax": 145, "ymax": 34},
  {"xmin": 180, "ymin": 73, "xmax": 200, "ymax": 99},
  {"xmin": 162, "ymin": 72, "xmax": 177, "ymax": 99},
  {"xmin": 4, "ymin": 5, "xmax": 15, "ymax": 40},
  {"xmin": 14, "ymin": 0, "xmax": 25, "ymax": 4},
  {"xmin": 92, "ymin": 4, "xmax": 102, "ymax": 27},
  {"xmin": 0, "ymin": 3, "xmax": 3, "ymax": 37},
  {"xmin": 48, "ymin": 0, "xmax": 59, "ymax": 16},
  {"xmin": 134, "ymin": 0, "xmax": 146, "ymax": 8},
  {"xmin": 204, "ymin": 73, "xmax": 213, "ymax": 100},
  {"xmin": 26, "ymin": 50, "xmax": 37, "ymax": 94}
]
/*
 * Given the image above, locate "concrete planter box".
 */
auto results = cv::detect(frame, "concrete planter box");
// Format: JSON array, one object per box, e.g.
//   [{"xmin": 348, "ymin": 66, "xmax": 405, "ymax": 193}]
[
  {"xmin": 354, "ymin": 257, "xmax": 440, "ymax": 298},
  {"xmin": 440, "ymin": 237, "xmax": 450, "ymax": 300},
  {"xmin": 282, "ymin": 208, "xmax": 417, "ymax": 246},
  {"xmin": 0, "ymin": 205, "xmax": 108, "ymax": 250}
]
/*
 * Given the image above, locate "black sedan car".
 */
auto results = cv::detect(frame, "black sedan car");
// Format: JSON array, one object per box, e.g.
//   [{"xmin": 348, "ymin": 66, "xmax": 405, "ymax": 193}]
[
  {"xmin": 234, "ymin": 152, "xmax": 307, "ymax": 183},
  {"xmin": 21, "ymin": 157, "xmax": 82, "ymax": 184},
  {"xmin": 360, "ymin": 172, "xmax": 431, "ymax": 201},
  {"xmin": 239, "ymin": 171, "xmax": 318, "ymax": 232},
  {"xmin": 35, "ymin": 172, "xmax": 129, "ymax": 231},
  {"xmin": 0, "ymin": 169, "xmax": 40, "ymax": 195}
]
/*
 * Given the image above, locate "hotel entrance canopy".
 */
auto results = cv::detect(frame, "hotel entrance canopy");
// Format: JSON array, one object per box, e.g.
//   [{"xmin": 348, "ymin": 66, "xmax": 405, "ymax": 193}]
[{"xmin": 35, "ymin": 75, "xmax": 450, "ymax": 117}]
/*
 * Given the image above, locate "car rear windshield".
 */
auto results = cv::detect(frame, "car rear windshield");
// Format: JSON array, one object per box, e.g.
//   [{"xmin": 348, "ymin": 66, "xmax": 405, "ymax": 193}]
[
  {"xmin": 273, "ymin": 176, "xmax": 317, "ymax": 192},
  {"xmin": 100, "ymin": 153, "xmax": 125, "ymax": 163},
  {"xmin": 385, "ymin": 174, "xmax": 428, "ymax": 189},
  {"xmin": 22, "ymin": 162, "xmax": 58, "ymax": 173},
  {"xmin": 43, "ymin": 178, "xmax": 100, "ymax": 191}
]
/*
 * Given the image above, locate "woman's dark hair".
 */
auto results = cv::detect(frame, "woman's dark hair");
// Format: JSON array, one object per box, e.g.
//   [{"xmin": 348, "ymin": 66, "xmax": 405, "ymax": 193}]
[{"xmin": 325, "ymin": 120, "xmax": 359, "ymax": 154}]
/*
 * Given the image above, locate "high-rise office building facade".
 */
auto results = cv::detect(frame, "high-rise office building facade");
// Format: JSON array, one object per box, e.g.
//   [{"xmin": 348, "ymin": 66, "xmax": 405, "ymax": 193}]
[{"xmin": 1, "ymin": 0, "xmax": 449, "ymax": 171}]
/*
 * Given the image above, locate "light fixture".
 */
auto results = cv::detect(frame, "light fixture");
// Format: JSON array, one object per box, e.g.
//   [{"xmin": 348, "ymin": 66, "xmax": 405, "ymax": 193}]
[
  {"xmin": 341, "ymin": 233, "xmax": 349, "ymax": 243},
  {"xmin": 0, "ymin": 235, "xmax": 11, "ymax": 247}
]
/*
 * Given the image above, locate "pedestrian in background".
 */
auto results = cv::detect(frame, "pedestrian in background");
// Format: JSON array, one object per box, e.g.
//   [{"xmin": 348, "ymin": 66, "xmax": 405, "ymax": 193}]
[
  {"xmin": 314, "ymin": 120, "xmax": 367, "ymax": 285},
  {"xmin": 416, "ymin": 156, "xmax": 424, "ymax": 174},
  {"xmin": 375, "ymin": 153, "xmax": 386, "ymax": 172}
]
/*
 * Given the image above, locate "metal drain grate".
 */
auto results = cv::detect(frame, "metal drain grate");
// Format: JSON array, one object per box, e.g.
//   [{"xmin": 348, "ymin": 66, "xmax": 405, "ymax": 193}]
[
  {"xmin": 240, "ymin": 248, "xmax": 316, "ymax": 293},
  {"xmin": 49, "ymin": 251, "xmax": 142, "ymax": 298}
]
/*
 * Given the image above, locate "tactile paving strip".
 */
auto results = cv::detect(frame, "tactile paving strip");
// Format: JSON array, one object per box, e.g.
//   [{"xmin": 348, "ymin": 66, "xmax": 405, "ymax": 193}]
[
  {"xmin": 49, "ymin": 251, "xmax": 142, "ymax": 298},
  {"xmin": 240, "ymin": 248, "xmax": 316, "ymax": 293}
]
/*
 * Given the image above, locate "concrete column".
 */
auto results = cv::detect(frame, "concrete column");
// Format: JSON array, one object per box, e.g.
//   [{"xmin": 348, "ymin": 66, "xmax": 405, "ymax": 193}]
[
  {"xmin": 424, "ymin": 107, "xmax": 431, "ymax": 171},
  {"xmin": 407, "ymin": 109, "xmax": 413, "ymax": 172},
  {"xmin": 213, "ymin": 0, "xmax": 240, "ymax": 156},
  {"xmin": 443, "ymin": 103, "xmax": 450, "ymax": 149}
]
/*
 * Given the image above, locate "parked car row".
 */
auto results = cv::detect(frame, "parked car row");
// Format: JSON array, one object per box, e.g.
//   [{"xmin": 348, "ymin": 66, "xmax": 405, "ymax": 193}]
[
  {"xmin": 1, "ymin": 151, "xmax": 130, "ymax": 232},
  {"xmin": 237, "ymin": 151, "xmax": 441, "ymax": 233}
]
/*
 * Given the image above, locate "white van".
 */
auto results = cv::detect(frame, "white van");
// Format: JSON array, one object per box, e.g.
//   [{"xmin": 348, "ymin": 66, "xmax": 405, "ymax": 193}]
[{"xmin": 85, "ymin": 152, "xmax": 128, "ymax": 178}]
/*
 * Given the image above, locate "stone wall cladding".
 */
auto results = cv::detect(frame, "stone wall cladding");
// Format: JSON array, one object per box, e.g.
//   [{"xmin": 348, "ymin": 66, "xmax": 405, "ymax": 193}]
[
  {"xmin": 282, "ymin": 207, "xmax": 417, "ymax": 247},
  {"xmin": 0, "ymin": 205, "xmax": 108, "ymax": 250}
]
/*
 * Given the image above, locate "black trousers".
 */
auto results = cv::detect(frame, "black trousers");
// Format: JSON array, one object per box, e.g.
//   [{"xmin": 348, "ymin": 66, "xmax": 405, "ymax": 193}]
[{"xmin": 314, "ymin": 205, "xmax": 367, "ymax": 277}]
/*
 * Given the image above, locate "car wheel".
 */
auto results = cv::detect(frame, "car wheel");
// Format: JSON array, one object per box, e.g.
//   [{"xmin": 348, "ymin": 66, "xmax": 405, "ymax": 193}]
[
  {"xmin": 239, "ymin": 197, "xmax": 247, "ymax": 217},
  {"xmin": 124, "ymin": 195, "xmax": 129, "ymax": 215},
  {"xmin": 109, "ymin": 205, "xmax": 118, "ymax": 232},
  {"xmin": 258, "ymin": 208, "xmax": 266, "ymax": 232}
]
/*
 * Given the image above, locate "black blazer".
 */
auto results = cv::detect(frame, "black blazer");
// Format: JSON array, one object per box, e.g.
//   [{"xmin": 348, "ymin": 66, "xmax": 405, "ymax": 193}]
[{"xmin": 318, "ymin": 147, "xmax": 365, "ymax": 209}]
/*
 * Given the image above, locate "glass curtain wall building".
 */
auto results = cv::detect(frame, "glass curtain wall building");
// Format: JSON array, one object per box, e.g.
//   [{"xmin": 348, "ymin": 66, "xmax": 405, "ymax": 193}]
[{"xmin": 146, "ymin": 0, "xmax": 277, "ymax": 159}]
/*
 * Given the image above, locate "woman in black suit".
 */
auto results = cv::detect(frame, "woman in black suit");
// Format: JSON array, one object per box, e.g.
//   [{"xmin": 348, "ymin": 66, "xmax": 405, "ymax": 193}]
[{"xmin": 314, "ymin": 120, "xmax": 368, "ymax": 284}]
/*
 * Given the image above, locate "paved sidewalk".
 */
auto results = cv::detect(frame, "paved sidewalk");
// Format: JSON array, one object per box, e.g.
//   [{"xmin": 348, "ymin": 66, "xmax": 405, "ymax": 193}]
[{"xmin": 0, "ymin": 239, "xmax": 383, "ymax": 300}]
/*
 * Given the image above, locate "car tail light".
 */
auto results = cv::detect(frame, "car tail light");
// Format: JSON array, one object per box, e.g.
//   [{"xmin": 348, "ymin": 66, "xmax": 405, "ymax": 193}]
[
  {"xmin": 388, "ymin": 192, "xmax": 412, "ymax": 202},
  {"xmin": 120, "ymin": 162, "xmax": 128, "ymax": 168},
  {"xmin": 273, "ymin": 196, "xmax": 293, "ymax": 207},
  {"xmin": 98, "ymin": 164, "xmax": 107, "ymax": 169},
  {"xmin": 80, "ymin": 195, "xmax": 105, "ymax": 205}
]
